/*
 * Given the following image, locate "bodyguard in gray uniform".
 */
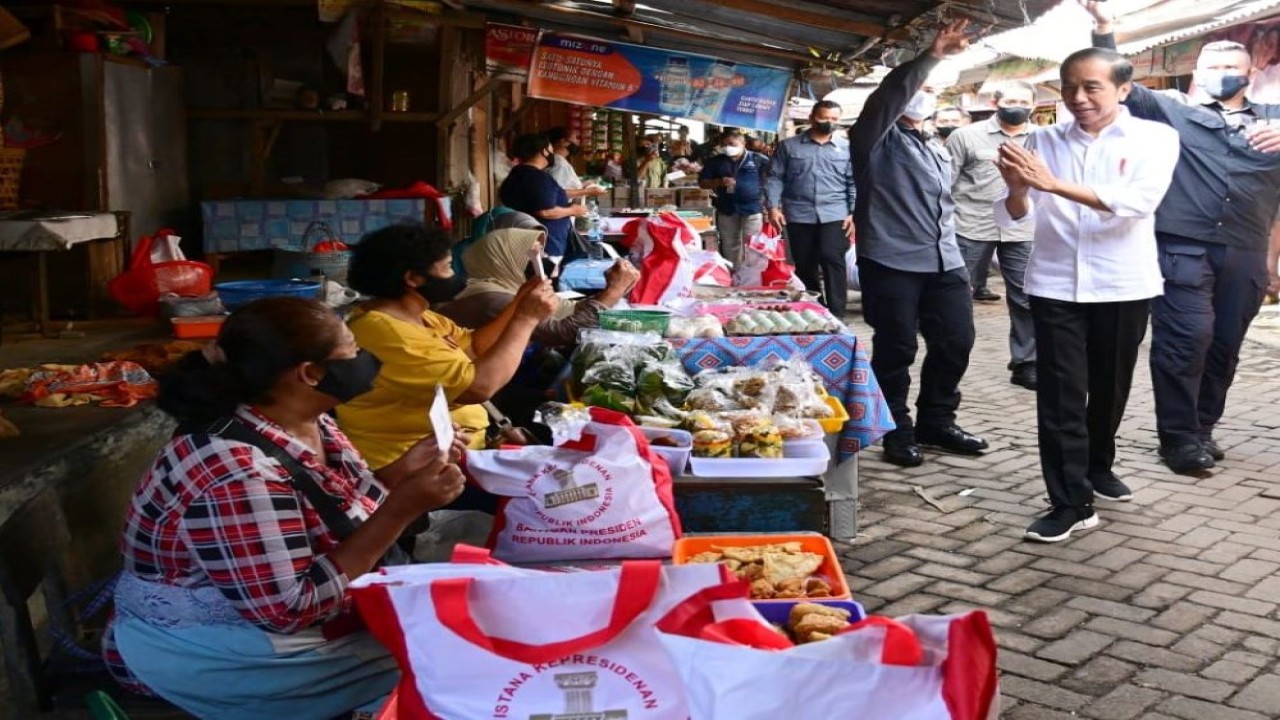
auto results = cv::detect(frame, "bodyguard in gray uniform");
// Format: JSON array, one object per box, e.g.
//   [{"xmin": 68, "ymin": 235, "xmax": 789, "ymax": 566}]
[
  {"xmin": 1089, "ymin": 1, "xmax": 1280, "ymax": 475},
  {"xmin": 947, "ymin": 81, "xmax": 1039, "ymax": 391},
  {"xmin": 850, "ymin": 20, "xmax": 987, "ymax": 468}
]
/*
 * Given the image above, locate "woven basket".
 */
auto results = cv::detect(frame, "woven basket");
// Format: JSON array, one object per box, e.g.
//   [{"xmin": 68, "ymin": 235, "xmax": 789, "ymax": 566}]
[
  {"xmin": 0, "ymin": 149, "xmax": 24, "ymax": 211},
  {"xmin": 271, "ymin": 220, "xmax": 352, "ymax": 283},
  {"xmin": 0, "ymin": 7, "xmax": 30, "ymax": 51}
]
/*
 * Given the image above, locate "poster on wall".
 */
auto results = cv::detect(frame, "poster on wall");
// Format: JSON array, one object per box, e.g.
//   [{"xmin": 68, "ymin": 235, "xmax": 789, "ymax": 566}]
[
  {"xmin": 527, "ymin": 33, "xmax": 793, "ymax": 133},
  {"xmin": 485, "ymin": 22, "xmax": 539, "ymax": 78}
]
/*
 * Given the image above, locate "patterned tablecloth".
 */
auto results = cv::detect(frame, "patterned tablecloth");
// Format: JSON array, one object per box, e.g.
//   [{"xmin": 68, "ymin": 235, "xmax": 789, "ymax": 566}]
[{"xmin": 668, "ymin": 333, "xmax": 895, "ymax": 463}]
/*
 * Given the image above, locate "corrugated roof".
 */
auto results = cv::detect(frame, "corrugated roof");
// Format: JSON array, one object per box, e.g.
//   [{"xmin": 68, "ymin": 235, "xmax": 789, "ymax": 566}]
[
  {"xmin": 1115, "ymin": 0, "xmax": 1280, "ymax": 54},
  {"xmin": 456, "ymin": 0, "xmax": 1061, "ymax": 71}
]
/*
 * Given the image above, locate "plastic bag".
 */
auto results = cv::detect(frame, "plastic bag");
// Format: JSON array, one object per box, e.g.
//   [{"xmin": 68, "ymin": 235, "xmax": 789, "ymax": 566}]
[{"xmin": 846, "ymin": 241, "xmax": 860, "ymax": 292}]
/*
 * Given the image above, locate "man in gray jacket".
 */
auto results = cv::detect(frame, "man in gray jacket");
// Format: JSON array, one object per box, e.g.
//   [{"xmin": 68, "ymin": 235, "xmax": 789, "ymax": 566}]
[{"xmin": 850, "ymin": 20, "xmax": 988, "ymax": 467}]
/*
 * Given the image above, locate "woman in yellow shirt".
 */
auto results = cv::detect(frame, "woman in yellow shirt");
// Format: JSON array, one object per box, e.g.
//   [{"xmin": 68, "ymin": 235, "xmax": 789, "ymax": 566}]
[{"xmin": 336, "ymin": 223, "xmax": 557, "ymax": 470}]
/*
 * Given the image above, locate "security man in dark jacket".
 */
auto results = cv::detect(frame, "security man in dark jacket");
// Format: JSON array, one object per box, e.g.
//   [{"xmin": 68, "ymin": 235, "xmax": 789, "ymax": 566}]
[
  {"xmin": 850, "ymin": 19, "xmax": 988, "ymax": 468},
  {"xmin": 1089, "ymin": 1, "xmax": 1280, "ymax": 475}
]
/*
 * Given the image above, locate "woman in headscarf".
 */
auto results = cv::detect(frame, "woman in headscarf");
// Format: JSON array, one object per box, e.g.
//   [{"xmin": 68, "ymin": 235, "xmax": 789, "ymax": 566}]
[{"xmin": 437, "ymin": 227, "xmax": 639, "ymax": 347}]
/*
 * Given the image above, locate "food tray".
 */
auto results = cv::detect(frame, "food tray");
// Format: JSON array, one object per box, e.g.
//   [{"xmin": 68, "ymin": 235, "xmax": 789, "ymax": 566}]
[
  {"xmin": 751, "ymin": 599, "xmax": 866, "ymax": 627},
  {"xmin": 639, "ymin": 426, "xmax": 692, "ymax": 476},
  {"xmin": 598, "ymin": 309, "xmax": 672, "ymax": 335},
  {"xmin": 672, "ymin": 533, "xmax": 851, "ymax": 601},
  {"xmin": 170, "ymin": 315, "xmax": 226, "ymax": 339},
  {"xmin": 816, "ymin": 396, "xmax": 849, "ymax": 434},
  {"xmin": 689, "ymin": 440, "xmax": 830, "ymax": 478}
]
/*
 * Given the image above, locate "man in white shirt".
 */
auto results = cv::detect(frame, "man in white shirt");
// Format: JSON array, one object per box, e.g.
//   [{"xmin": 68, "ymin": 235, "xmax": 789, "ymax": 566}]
[
  {"xmin": 546, "ymin": 127, "xmax": 607, "ymax": 204},
  {"xmin": 996, "ymin": 47, "xmax": 1180, "ymax": 543}
]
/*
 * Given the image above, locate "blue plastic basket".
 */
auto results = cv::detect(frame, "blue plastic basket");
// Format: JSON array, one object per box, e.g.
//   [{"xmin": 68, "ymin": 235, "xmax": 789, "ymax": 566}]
[{"xmin": 214, "ymin": 279, "xmax": 323, "ymax": 310}]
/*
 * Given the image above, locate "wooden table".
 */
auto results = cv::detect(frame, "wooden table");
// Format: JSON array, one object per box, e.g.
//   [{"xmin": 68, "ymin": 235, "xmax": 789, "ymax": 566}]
[{"xmin": 0, "ymin": 211, "xmax": 129, "ymax": 337}]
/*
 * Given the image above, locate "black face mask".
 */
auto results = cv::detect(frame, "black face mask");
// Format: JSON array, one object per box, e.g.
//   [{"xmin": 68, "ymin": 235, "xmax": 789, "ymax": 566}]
[
  {"xmin": 937, "ymin": 126, "xmax": 958, "ymax": 139},
  {"xmin": 315, "ymin": 349, "xmax": 382, "ymax": 403},
  {"xmin": 638, "ymin": 145, "xmax": 653, "ymax": 155},
  {"xmin": 417, "ymin": 274, "xmax": 466, "ymax": 305},
  {"xmin": 997, "ymin": 106, "xmax": 1032, "ymax": 126},
  {"xmin": 566, "ymin": 143, "xmax": 581, "ymax": 157},
  {"xmin": 812, "ymin": 121, "xmax": 836, "ymax": 135}
]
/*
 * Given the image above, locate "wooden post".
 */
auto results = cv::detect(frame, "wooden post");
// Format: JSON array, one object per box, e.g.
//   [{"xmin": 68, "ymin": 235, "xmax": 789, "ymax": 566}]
[
  {"xmin": 370, "ymin": 0, "xmax": 387, "ymax": 132},
  {"xmin": 436, "ymin": 25, "xmax": 461, "ymax": 190}
]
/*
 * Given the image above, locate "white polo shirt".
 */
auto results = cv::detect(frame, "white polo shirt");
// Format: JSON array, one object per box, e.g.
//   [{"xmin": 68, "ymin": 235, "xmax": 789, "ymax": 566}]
[{"xmin": 996, "ymin": 107, "xmax": 1180, "ymax": 303}]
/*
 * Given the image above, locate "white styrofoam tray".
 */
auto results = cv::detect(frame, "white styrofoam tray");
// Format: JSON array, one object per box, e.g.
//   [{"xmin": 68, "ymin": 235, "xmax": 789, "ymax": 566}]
[{"xmin": 689, "ymin": 440, "xmax": 830, "ymax": 478}]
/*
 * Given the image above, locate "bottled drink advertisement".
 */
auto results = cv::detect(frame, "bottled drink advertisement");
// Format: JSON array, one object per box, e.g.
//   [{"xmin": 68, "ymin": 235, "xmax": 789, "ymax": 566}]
[{"xmin": 526, "ymin": 32, "xmax": 791, "ymax": 133}]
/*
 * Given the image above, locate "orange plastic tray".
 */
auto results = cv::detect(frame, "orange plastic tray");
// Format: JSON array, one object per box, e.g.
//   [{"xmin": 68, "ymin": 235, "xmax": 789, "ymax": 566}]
[
  {"xmin": 672, "ymin": 533, "xmax": 851, "ymax": 601},
  {"xmin": 171, "ymin": 315, "xmax": 225, "ymax": 339}
]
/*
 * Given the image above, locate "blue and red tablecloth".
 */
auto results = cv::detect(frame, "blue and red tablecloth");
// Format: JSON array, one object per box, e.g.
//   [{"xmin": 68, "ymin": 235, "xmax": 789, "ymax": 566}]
[{"xmin": 668, "ymin": 333, "xmax": 895, "ymax": 463}]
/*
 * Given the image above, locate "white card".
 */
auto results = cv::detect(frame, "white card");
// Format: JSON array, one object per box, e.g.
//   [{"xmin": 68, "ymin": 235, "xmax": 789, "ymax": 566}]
[
  {"xmin": 429, "ymin": 385, "xmax": 454, "ymax": 454},
  {"xmin": 529, "ymin": 247, "xmax": 546, "ymax": 280}
]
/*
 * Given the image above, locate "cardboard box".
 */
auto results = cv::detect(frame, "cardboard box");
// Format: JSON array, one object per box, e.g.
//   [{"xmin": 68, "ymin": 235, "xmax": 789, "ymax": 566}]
[
  {"xmin": 679, "ymin": 188, "xmax": 714, "ymax": 209},
  {"xmin": 643, "ymin": 188, "xmax": 677, "ymax": 207}
]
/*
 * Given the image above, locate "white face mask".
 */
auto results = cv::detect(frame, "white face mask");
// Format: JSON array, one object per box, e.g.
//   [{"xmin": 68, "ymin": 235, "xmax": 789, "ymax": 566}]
[
  {"xmin": 903, "ymin": 91, "xmax": 938, "ymax": 122},
  {"xmin": 723, "ymin": 144, "xmax": 745, "ymax": 157}
]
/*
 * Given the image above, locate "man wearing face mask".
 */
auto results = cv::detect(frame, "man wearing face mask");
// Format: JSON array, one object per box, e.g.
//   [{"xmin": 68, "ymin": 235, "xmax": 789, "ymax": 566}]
[
  {"xmin": 1088, "ymin": 1, "xmax": 1280, "ymax": 475},
  {"xmin": 849, "ymin": 19, "xmax": 987, "ymax": 468},
  {"xmin": 699, "ymin": 129, "xmax": 769, "ymax": 266},
  {"xmin": 947, "ymin": 81, "xmax": 1039, "ymax": 391},
  {"xmin": 546, "ymin": 127, "xmax": 608, "ymax": 203},
  {"xmin": 499, "ymin": 132, "xmax": 589, "ymax": 263},
  {"xmin": 764, "ymin": 100, "xmax": 856, "ymax": 316},
  {"xmin": 933, "ymin": 106, "xmax": 971, "ymax": 142}
]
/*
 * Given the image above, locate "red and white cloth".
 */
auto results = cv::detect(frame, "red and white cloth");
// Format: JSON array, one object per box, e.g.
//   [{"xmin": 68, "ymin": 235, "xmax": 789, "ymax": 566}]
[
  {"xmin": 626, "ymin": 213, "xmax": 700, "ymax": 305},
  {"xmin": 734, "ymin": 224, "xmax": 803, "ymax": 289},
  {"xmin": 464, "ymin": 407, "xmax": 681, "ymax": 563}
]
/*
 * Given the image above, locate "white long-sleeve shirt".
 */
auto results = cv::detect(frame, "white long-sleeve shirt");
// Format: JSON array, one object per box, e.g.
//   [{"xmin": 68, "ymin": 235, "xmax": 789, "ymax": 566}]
[{"xmin": 995, "ymin": 107, "xmax": 1180, "ymax": 303}]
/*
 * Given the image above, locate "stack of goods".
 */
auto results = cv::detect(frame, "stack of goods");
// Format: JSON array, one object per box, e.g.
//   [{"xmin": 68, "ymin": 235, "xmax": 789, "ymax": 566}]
[
  {"xmin": 571, "ymin": 330, "xmax": 694, "ymax": 421},
  {"xmin": 679, "ymin": 361, "xmax": 834, "ymax": 458},
  {"xmin": 724, "ymin": 307, "xmax": 840, "ymax": 336},
  {"xmin": 675, "ymin": 535, "xmax": 850, "ymax": 601}
]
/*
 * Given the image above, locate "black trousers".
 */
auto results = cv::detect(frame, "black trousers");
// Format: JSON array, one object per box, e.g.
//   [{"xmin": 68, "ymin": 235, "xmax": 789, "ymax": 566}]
[
  {"xmin": 859, "ymin": 258, "xmax": 975, "ymax": 437},
  {"xmin": 1031, "ymin": 296, "xmax": 1150, "ymax": 509},
  {"xmin": 1150, "ymin": 237, "xmax": 1269, "ymax": 446},
  {"xmin": 788, "ymin": 221, "xmax": 849, "ymax": 316}
]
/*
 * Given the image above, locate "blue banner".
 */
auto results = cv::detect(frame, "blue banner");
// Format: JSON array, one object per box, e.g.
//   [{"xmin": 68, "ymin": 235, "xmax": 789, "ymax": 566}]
[{"xmin": 528, "ymin": 33, "xmax": 792, "ymax": 133}]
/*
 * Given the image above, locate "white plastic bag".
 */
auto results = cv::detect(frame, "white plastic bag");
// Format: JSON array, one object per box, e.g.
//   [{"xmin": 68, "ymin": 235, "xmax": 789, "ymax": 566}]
[
  {"xmin": 463, "ymin": 407, "xmax": 681, "ymax": 563},
  {"xmin": 351, "ymin": 561, "xmax": 731, "ymax": 720}
]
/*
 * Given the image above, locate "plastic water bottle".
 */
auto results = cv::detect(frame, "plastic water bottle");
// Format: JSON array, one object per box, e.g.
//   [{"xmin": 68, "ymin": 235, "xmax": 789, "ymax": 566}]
[
  {"xmin": 586, "ymin": 198, "xmax": 604, "ymax": 260},
  {"xmin": 659, "ymin": 57, "xmax": 692, "ymax": 115}
]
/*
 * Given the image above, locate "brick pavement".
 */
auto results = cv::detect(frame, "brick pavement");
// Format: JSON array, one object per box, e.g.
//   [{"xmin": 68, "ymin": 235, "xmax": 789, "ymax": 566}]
[{"xmin": 838, "ymin": 285, "xmax": 1280, "ymax": 720}]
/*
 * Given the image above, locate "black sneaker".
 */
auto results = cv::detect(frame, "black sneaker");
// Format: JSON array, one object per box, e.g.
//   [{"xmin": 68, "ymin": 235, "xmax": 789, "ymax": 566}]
[
  {"xmin": 1025, "ymin": 506, "xmax": 1099, "ymax": 543},
  {"xmin": 916, "ymin": 424, "xmax": 989, "ymax": 455},
  {"xmin": 1159, "ymin": 442, "xmax": 1215, "ymax": 475},
  {"xmin": 1202, "ymin": 437, "xmax": 1225, "ymax": 462},
  {"xmin": 1090, "ymin": 474, "xmax": 1133, "ymax": 502}
]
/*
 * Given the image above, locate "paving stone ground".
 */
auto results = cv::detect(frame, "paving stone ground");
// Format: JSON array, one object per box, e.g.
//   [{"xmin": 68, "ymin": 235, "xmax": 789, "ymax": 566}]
[{"xmin": 838, "ymin": 282, "xmax": 1280, "ymax": 720}]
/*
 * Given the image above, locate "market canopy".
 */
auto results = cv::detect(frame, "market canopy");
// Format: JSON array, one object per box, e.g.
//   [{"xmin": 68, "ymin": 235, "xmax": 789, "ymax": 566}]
[{"xmin": 450, "ymin": 0, "xmax": 1062, "ymax": 71}]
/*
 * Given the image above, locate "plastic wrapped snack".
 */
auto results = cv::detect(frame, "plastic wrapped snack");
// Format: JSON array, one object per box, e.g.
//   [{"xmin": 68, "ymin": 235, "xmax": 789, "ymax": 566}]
[
  {"xmin": 692, "ymin": 429, "xmax": 733, "ymax": 458},
  {"xmin": 684, "ymin": 387, "xmax": 741, "ymax": 412},
  {"xmin": 774, "ymin": 415, "xmax": 821, "ymax": 441},
  {"xmin": 736, "ymin": 419, "xmax": 784, "ymax": 459}
]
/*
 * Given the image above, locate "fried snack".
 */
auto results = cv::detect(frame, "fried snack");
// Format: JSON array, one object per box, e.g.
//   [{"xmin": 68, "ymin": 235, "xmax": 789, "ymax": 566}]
[
  {"xmin": 792, "ymin": 614, "xmax": 849, "ymax": 643},
  {"xmin": 762, "ymin": 549, "xmax": 824, "ymax": 586},
  {"xmin": 750, "ymin": 578, "xmax": 777, "ymax": 599},
  {"xmin": 805, "ymin": 577, "xmax": 834, "ymax": 598},
  {"xmin": 684, "ymin": 542, "xmax": 832, "ymax": 600},
  {"xmin": 687, "ymin": 551, "xmax": 724, "ymax": 564},
  {"xmin": 787, "ymin": 602, "xmax": 852, "ymax": 627},
  {"xmin": 733, "ymin": 374, "xmax": 768, "ymax": 398}
]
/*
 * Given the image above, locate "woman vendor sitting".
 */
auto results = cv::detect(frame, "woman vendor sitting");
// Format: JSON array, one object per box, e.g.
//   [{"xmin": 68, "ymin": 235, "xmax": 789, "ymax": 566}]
[
  {"xmin": 102, "ymin": 297, "xmax": 467, "ymax": 719},
  {"xmin": 336, "ymin": 223, "xmax": 558, "ymax": 464},
  {"xmin": 437, "ymin": 226, "xmax": 639, "ymax": 347}
]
